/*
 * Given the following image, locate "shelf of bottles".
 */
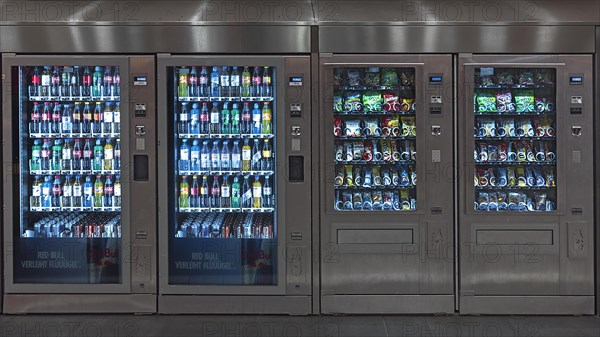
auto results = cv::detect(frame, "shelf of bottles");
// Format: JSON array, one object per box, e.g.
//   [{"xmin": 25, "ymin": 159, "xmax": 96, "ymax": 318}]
[
  {"xmin": 174, "ymin": 65, "xmax": 276, "ymax": 239},
  {"xmin": 332, "ymin": 67, "xmax": 417, "ymax": 211},
  {"xmin": 473, "ymin": 67, "xmax": 557, "ymax": 213},
  {"xmin": 21, "ymin": 65, "xmax": 122, "ymax": 238}
]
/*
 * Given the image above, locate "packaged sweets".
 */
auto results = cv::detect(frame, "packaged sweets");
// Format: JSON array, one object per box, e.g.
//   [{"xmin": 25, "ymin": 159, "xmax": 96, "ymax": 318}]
[
  {"xmin": 333, "ymin": 69, "xmax": 344, "ymax": 86},
  {"xmin": 381, "ymin": 140, "xmax": 392, "ymax": 162},
  {"xmin": 333, "ymin": 116, "xmax": 343, "ymax": 136},
  {"xmin": 344, "ymin": 142, "xmax": 353, "ymax": 161},
  {"xmin": 352, "ymin": 192, "xmax": 363, "ymax": 210},
  {"xmin": 372, "ymin": 140, "xmax": 383, "ymax": 161},
  {"xmin": 401, "ymin": 98, "xmax": 415, "ymax": 112},
  {"xmin": 335, "ymin": 143, "xmax": 344, "ymax": 161},
  {"xmin": 477, "ymin": 192, "xmax": 489, "ymax": 211},
  {"xmin": 334, "ymin": 166, "xmax": 344, "ymax": 186},
  {"xmin": 535, "ymin": 97, "xmax": 554, "ymax": 113},
  {"xmin": 382, "ymin": 191, "xmax": 393, "ymax": 210},
  {"xmin": 508, "ymin": 192, "xmax": 520, "ymax": 211},
  {"xmin": 333, "ymin": 94, "xmax": 343, "ymax": 112},
  {"xmin": 342, "ymin": 192, "xmax": 353, "ymax": 210},
  {"xmin": 393, "ymin": 192, "xmax": 401, "ymax": 210},
  {"xmin": 488, "ymin": 192, "xmax": 498, "ymax": 211},
  {"xmin": 399, "ymin": 72, "xmax": 414, "ymax": 86},
  {"xmin": 518, "ymin": 72, "xmax": 534, "ymax": 86},
  {"xmin": 353, "ymin": 166, "xmax": 363, "ymax": 186},
  {"xmin": 497, "ymin": 192, "xmax": 508, "ymax": 211},
  {"xmin": 363, "ymin": 140, "xmax": 374, "ymax": 161},
  {"xmin": 344, "ymin": 165, "xmax": 354, "ymax": 186},
  {"xmin": 476, "ymin": 93, "xmax": 497, "ymax": 113},
  {"xmin": 399, "ymin": 165, "xmax": 410, "ymax": 186},
  {"xmin": 410, "ymin": 167, "xmax": 417, "ymax": 186},
  {"xmin": 497, "ymin": 143, "xmax": 508, "ymax": 161},
  {"xmin": 516, "ymin": 166, "xmax": 527, "ymax": 186},
  {"xmin": 400, "ymin": 189, "xmax": 411, "ymax": 210},
  {"xmin": 352, "ymin": 141, "xmax": 364, "ymax": 161},
  {"xmin": 496, "ymin": 91, "xmax": 516, "ymax": 113},
  {"xmin": 497, "ymin": 167, "xmax": 508, "ymax": 187},
  {"xmin": 507, "ymin": 167, "xmax": 516, "ymax": 186},
  {"xmin": 362, "ymin": 192, "xmax": 373, "ymax": 210},
  {"xmin": 496, "ymin": 72, "xmax": 515, "ymax": 86},
  {"xmin": 525, "ymin": 166, "xmax": 535, "ymax": 186},
  {"xmin": 382, "ymin": 168, "xmax": 392, "ymax": 186},
  {"xmin": 344, "ymin": 91, "xmax": 363, "ymax": 112},
  {"xmin": 364, "ymin": 119, "xmax": 381, "ymax": 136},
  {"xmin": 533, "ymin": 166, "xmax": 545, "ymax": 186},
  {"xmin": 362, "ymin": 91, "xmax": 383, "ymax": 112},
  {"xmin": 372, "ymin": 166, "xmax": 382, "ymax": 186},
  {"xmin": 534, "ymin": 192, "xmax": 547, "ymax": 211},
  {"xmin": 364, "ymin": 67, "xmax": 381, "ymax": 86},
  {"xmin": 363, "ymin": 167, "xmax": 372, "ymax": 187},
  {"xmin": 372, "ymin": 191, "xmax": 383, "ymax": 210},
  {"xmin": 346, "ymin": 68, "xmax": 363, "ymax": 86},
  {"xmin": 534, "ymin": 71, "xmax": 553, "ymax": 86},
  {"xmin": 381, "ymin": 68, "xmax": 399, "ymax": 86},
  {"xmin": 383, "ymin": 92, "xmax": 400, "ymax": 111},
  {"xmin": 515, "ymin": 90, "xmax": 535, "ymax": 113},
  {"xmin": 392, "ymin": 169, "xmax": 400, "ymax": 186},
  {"xmin": 479, "ymin": 75, "xmax": 495, "ymax": 87},
  {"xmin": 344, "ymin": 119, "xmax": 362, "ymax": 137},
  {"xmin": 401, "ymin": 117, "xmax": 416, "ymax": 137},
  {"xmin": 544, "ymin": 167, "xmax": 555, "ymax": 187},
  {"xmin": 382, "ymin": 116, "xmax": 400, "ymax": 136}
]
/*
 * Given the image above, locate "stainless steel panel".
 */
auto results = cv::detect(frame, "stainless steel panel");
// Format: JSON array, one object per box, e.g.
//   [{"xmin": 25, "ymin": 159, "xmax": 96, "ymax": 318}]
[
  {"xmin": 3, "ymin": 294, "xmax": 156, "ymax": 313},
  {"xmin": 476, "ymin": 229, "xmax": 554, "ymax": 245},
  {"xmin": 0, "ymin": 25, "xmax": 311, "ymax": 53},
  {"xmin": 460, "ymin": 296, "xmax": 595, "ymax": 315},
  {"xmin": 318, "ymin": 26, "xmax": 595, "ymax": 53},
  {"xmin": 322, "ymin": 295, "xmax": 454, "ymax": 314},
  {"xmin": 159, "ymin": 295, "xmax": 310, "ymax": 314},
  {"xmin": 596, "ymin": 26, "xmax": 600, "ymax": 316},
  {"xmin": 338, "ymin": 229, "xmax": 413, "ymax": 244}
]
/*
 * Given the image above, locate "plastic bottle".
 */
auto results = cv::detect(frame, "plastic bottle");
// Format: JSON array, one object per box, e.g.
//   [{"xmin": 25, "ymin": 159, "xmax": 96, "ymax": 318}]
[
  {"xmin": 199, "ymin": 66, "xmax": 209, "ymax": 97},
  {"xmin": 190, "ymin": 175, "xmax": 199, "ymax": 208},
  {"xmin": 189, "ymin": 103, "xmax": 200, "ymax": 134},
  {"xmin": 241, "ymin": 176, "xmax": 252, "ymax": 208},
  {"xmin": 211, "ymin": 140, "xmax": 221, "ymax": 171},
  {"xmin": 103, "ymin": 102, "xmax": 113, "ymax": 134},
  {"xmin": 41, "ymin": 102, "xmax": 51, "ymax": 133},
  {"xmin": 112, "ymin": 66, "xmax": 120, "ymax": 96},
  {"xmin": 211, "ymin": 175, "xmax": 221, "ymax": 208},
  {"xmin": 230, "ymin": 66, "xmax": 241, "ymax": 97},
  {"xmin": 242, "ymin": 139, "xmax": 251, "ymax": 171},
  {"xmin": 114, "ymin": 102, "xmax": 121, "ymax": 134},
  {"xmin": 188, "ymin": 66, "xmax": 198, "ymax": 97},
  {"xmin": 262, "ymin": 66, "xmax": 272, "ymax": 97},
  {"xmin": 221, "ymin": 140, "xmax": 231, "ymax": 171},
  {"xmin": 241, "ymin": 66, "xmax": 251, "ymax": 97},
  {"xmin": 72, "ymin": 175, "xmax": 82, "ymax": 207},
  {"xmin": 51, "ymin": 103, "xmax": 61, "ymax": 134},
  {"xmin": 93, "ymin": 102, "xmax": 103, "ymax": 134},
  {"xmin": 61, "ymin": 66, "xmax": 70, "ymax": 97},
  {"xmin": 261, "ymin": 102, "xmax": 272, "ymax": 134},
  {"xmin": 252, "ymin": 139, "xmax": 262, "ymax": 171},
  {"xmin": 114, "ymin": 175, "xmax": 122, "ymax": 207},
  {"xmin": 51, "ymin": 66, "xmax": 61, "ymax": 97},
  {"xmin": 31, "ymin": 140, "xmax": 41, "ymax": 171},
  {"xmin": 71, "ymin": 66, "xmax": 81, "ymax": 97},
  {"xmin": 262, "ymin": 139, "xmax": 272, "ymax": 171},
  {"xmin": 72, "ymin": 139, "xmax": 82, "ymax": 170},
  {"xmin": 179, "ymin": 139, "xmax": 190, "ymax": 172},
  {"xmin": 62, "ymin": 175, "xmax": 72, "ymax": 207},
  {"xmin": 40, "ymin": 66, "xmax": 51, "ymax": 97},
  {"xmin": 94, "ymin": 175, "xmax": 104, "ymax": 207},
  {"xmin": 251, "ymin": 66, "xmax": 262, "ymax": 97},
  {"xmin": 104, "ymin": 175, "xmax": 114, "ymax": 207},
  {"xmin": 82, "ymin": 66, "xmax": 91, "ymax": 97},
  {"xmin": 114, "ymin": 139, "xmax": 121, "ymax": 170},
  {"xmin": 30, "ymin": 66, "xmax": 40, "ymax": 97},
  {"xmin": 41, "ymin": 176, "xmax": 52, "ymax": 207},
  {"xmin": 231, "ymin": 103, "xmax": 240, "ymax": 134},
  {"xmin": 104, "ymin": 138, "xmax": 114, "ymax": 171},
  {"xmin": 72, "ymin": 102, "xmax": 81, "ymax": 133},
  {"xmin": 209, "ymin": 103, "xmax": 220, "ymax": 134},
  {"xmin": 82, "ymin": 139, "xmax": 92, "ymax": 170},
  {"xmin": 61, "ymin": 138, "xmax": 72, "ymax": 171},
  {"xmin": 82, "ymin": 102, "xmax": 92, "ymax": 133},
  {"xmin": 210, "ymin": 66, "xmax": 220, "ymax": 97},
  {"xmin": 200, "ymin": 140, "xmax": 210, "ymax": 171},
  {"xmin": 251, "ymin": 103, "xmax": 261, "ymax": 134},
  {"xmin": 200, "ymin": 175, "xmax": 209, "ymax": 208},
  {"xmin": 263, "ymin": 176, "xmax": 273, "ymax": 207},
  {"xmin": 221, "ymin": 175, "xmax": 231, "ymax": 208},
  {"xmin": 40, "ymin": 139, "xmax": 50, "ymax": 170},
  {"xmin": 179, "ymin": 102, "xmax": 189, "ymax": 134},
  {"xmin": 252, "ymin": 175, "xmax": 262, "ymax": 208},
  {"xmin": 92, "ymin": 66, "xmax": 102, "ymax": 97},
  {"xmin": 220, "ymin": 66, "xmax": 230, "ymax": 97},
  {"xmin": 61, "ymin": 104, "xmax": 72, "ymax": 135},
  {"xmin": 83, "ymin": 175, "xmax": 93, "ymax": 207},
  {"xmin": 30, "ymin": 102, "xmax": 41, "ymax": 133},
  {"xmin": 231, "ymin": 176, "xmax": 241, "ymax": 208},
  {"xmin": 31, "ymin": 176, "xmax": 42, "ymax": 208},
  {"xmin": 178, "ymin": 67, "xmax": 189, "ymax": 98},
  {"xmin": 231, "ymin": 140, "xmax": 241, "ymax": 170},
  {"xmin": 93, "ymin": 139, "xmax": 103, "ymax": 171},
  {"xmin": 221, "ymin": 102, "xmax": 231, "ymax": 134},
  {"xmin": 51, "ymin": 140, "xmax": 62, "ymax": 171},
  {"xmin": 51, "ymin": 175, "xmax": 62, "ymax": 207},
  {"xmin": 102, "ymin": 66, "xmax": 113, "ymax": 97},
  {"xmin": 190, "ymin": 140, "xmax": 200, "ymax": 171},
  {"xmin": 241, "ymin": 102, "xmax": 251, "ymax": 134}
]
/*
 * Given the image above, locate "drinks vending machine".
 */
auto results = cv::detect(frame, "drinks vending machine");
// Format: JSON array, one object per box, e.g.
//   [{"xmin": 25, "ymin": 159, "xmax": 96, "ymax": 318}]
[
  {"xmin": 458, "ymin": 54, "xmax": 595, "ymax": 314},
  {"xmin": 2, "ymin": 55, "xmax": 156, "ymax": 313},
  {"xmin": 319, "ymin": 55, "xmax": 455, "ymax": 314},
  {"xmin": 157, "ymin": 55, "xmax": 312, "ymax": 313}
]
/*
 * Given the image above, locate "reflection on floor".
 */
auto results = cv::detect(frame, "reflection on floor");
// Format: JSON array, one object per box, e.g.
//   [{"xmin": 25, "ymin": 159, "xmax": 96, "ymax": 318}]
[{"xmin": 0, "ymin": 314, "xmax": 598, "ymax": 337}]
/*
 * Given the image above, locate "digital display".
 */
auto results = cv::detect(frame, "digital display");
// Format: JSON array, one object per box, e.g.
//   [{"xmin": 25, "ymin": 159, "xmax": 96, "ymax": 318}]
[
  {"xmin": 570, "ymin": 76, "xmax": 583, "ymax": 85},
  {"xmin": 429, "ymin": 76, "xmax": 443, "ymax": 84},
  {"xmin": 289, "ymin": 76, "xmax": 303, "ymax": 86},
  {"xmin": 134, "ymin": 75, "xmax": 148, "ymax": 86}
]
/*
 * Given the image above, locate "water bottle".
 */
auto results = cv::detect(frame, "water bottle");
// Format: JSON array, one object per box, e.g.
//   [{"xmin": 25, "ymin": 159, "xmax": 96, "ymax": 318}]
[
  {"xmin": 41, "ymin": 176, "xmax": 52, "ymax": 207},
  {"xmin": 190, "ymin": 140, "xmax": 200, "ymax": 171},
  {"xmin": 241, "ymin": 102, "xmax": 251, "ymax": 134},
  {"xmin": 211, "ymin": 140, "xmax": 221, "ymax": 171},
  {"xmin": 220, "ymin": 66, "xmax": 230, "ymax": 97},
  {"xmin": 251, "ymin": 103, "xmax": 261, "ymax": 134},
  {"xmin": 231, "ymin": 140, "xmax": 241, "ymax": 170},
  {"xmin": 230, "ymin": 66, "xmax": 241, "ymax": 97},
  {"xmin": 83, "ymin": 175, "xmax": 93, "ymax": 207},
  {"xmin": 190, "ymin": 103, "xmax": 200, "ymax": 134},
  {"xmin": 200, "ymin": 140, "xmax": 210, "ymax": 170},
  {"xmin": 221, "ymin": 140, "xmax": 231, "ymax": 171},
  {"xmin": 199, "ymin": 102, "xmax": 209, "ymax": 134},
  {"xmin": 179, "ymin": 139, "xmax": 190, "ymax": 172},
  {"xmin": 210, "ymin": 66, "xmax": 220, "ymax": 97},
  {"xmin": 188, "ymin": 66, "xmax": 198, "ymax": 97},
  {"xmin": 221, "ymin": 102, "xmax": 231, "ymax": 134},
  {"xmin": 199, "ymin": 66, "xmax": 209, "ymax": 97},
  {"xmin": 179, "ymin": 102, "xmax": 189, "ymax": 135}
]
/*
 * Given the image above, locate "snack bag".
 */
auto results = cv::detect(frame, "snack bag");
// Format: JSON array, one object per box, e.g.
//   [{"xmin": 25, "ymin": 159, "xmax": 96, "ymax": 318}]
[
  {"xmin": 381, "ymin": 68, "xmax": 399, "ymax": 86},
  {"xmin": 515, "ymin": 90, "xmax": 535, "ymax": 113},
  {"xmin": 383, "ymin": 92, "xmax": 400, "ymax": 111},
  {"xmin": 364, "ymin": 67, "xmax": 381, "ymax": 86},
  {"xmin": 362, "ymin": 90, "xmax": 382, "ymax": 112},
  {"xmin": 333, "ymin": 93, "xmax": 343, "ymax": 112},
  {"xmin": 496, "ymin": 91, "xmax": 516, "ymax": 113},
  {"xmin": 401, "ymin": 117, "xmax": 416, "ymax": 137},
  {"xmin": 477, "ymin": 93, "xmax": 497, "ymax": 113},
  {"xmin": 346, "ymin": 68, "xmax": 363, "ymax": 86},
  {"xmin": 343, "ymin": 91, "xmax": 363, "ymax": 112},
  {"xmin": 535, "ymin": 97, "xmax": 554, "ymax": 113}
]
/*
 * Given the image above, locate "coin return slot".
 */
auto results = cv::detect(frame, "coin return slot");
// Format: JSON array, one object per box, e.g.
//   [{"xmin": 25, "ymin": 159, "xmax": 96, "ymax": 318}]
[
  {"xmin": 570, "ymin": 107, "xmax": 583, "ymax": 114},
  {"xmin": 571, "ymin": 126, "xmax": 582, "ymax": 137},
  {"xmin": 430, "ymin": 107, "xmax": 442, "ymax": 114}
]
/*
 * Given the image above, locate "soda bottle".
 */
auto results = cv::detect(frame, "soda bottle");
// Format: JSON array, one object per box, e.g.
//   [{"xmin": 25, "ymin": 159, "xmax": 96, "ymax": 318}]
[
  {"xmin": 114, "ymin": 139, "xmax": 121, "ymax": 170},
  {"xmin": 51, "ymin": 66, "xmax": 61, "ymax": 97},
  {"xmin": 263, "ymin": 176, "xmax": 273, "ymax": 207},
  {"xmin": 252, "ymin": 176, "xmax": 262, "ymax": 208},
  {"xmin": 82, "ymin": 139, "xmax": 92, "ymax": 170},
  {"xmin": 93, "ymin": 102, "xmax": 103, "ymax": 134},
  {"xmin": 179, "ymin": 139, "xmax": 190, "ymax": 171},
  {"xmin": 209, "ymin": 103, "xmax": 220, "ymax": 134},
  {"xmin": 262, "ymin": 102, "xmax": 272, "ymax": 134},
  {"xmin": 93, "ymin": 139, "xmax": 104, "ymax": 171},
  {"xmin": 251, "ymin": 66, "xmax": 262, "ymax": 97},
  {"xmin": 71, "ymin": 66, "xmax": 81, "ymax": 97},
  {"xmin": 185, "ymin": 66, "xmax": 197, "ymax": 98},
  {"xmin": 252, "ymin": 139, "xmax": 262, "ymax": 171},
  {"xmin": 82, "ymin": 102, "xmax": 92, "ymax": 133},
  {"xmin": 190, "ymin": 140, "xmax": 200, "ymax": 171},
  {"xmin": 211, "ymin": 175, "xmax": 221, "ymax": 208},
  {"xmin": 92, "ymin": 66, "xmax": 103, "ymax": 97},
  {"xmin": 114, "ymin": 175, "xmax": 122, "ymax": 207},
  {"xmin": 51, "ymin": 139, "xmax": 62, "ymax": 171},
  {"xmin": 199, "ymin": 66, "xmax": 209, "ymax": 97},
  {"xmin": 220, "ymin": 66, "xmax": 230, "ymax": 97},
  {"xmin": 62, "ymin": 175, "xmax": 72, "ymax": 207},
  {"xmin": 200, "ymin": 140, "xmax": 210, "ymax": 170},
  {"xmin": 72, "ymin": 139, "xmax": 82, "ymax": 170},
  {"xmin": 262, "ymin": 66, "xmax": 272, "ymax": 97},
  {"xmin": 241, "ymin": 66, "xmax": 251, "ymax": 97},
  {"xmin": 41, "ymin": 176, "xmax": 52, "ymax": 207},
  {"xmin": 190, "ymin": 175, "xmax": 199, "ymax": 208},
  {"xmin": 62, "ymin": 138, "xmax": 72, "ymax": 170},
  {"xmin": 112, "ymin": 66, "xmax": 120, "ymax": 97},
  {"xmin": 51, "ymin": 175, "xmax": 62, "ymax": 207},
  {"xmin": 230, "ymin": 66, "xmax": 241, "ymax": 97},
  {"xmin": 104, "ymin": 138, "xmax": 114, "ymax": 171},
  {"xmin": 241, "ymin": 176, "xmax": 252, "ymax": 208},
  {"xmin": 231, "ymin": 176, "xmax": 241, "ymax": 208},
  {"xmin": 83, "ymin": 175, "xmax": 93, "ymax": 208},
  {"xmin": 30, "ymin": 66, "xmax": 40, "ymax": 97},
  {"xmin": 231, "ymin": 103, "xmax": 240, "ymax": 134},
  {"xmin": 231, "ymin": 140, "xmax": 241, "ymax": 170},
  {"xmin": 242, "ymin": 139, "xmax": 251, "ymax": 171},
  {"xmin": 41, "ymin": 139, "xmax": 50, "ymax": 170},
  {"xmin": 41, "ymin": 102, "xmax": 51, "ymax": 134},
  {"xmin": 114, "ymin": 102, "xmax": 121, "ymax": 134},
  {"xmin": 103, "ymin": 102, "xmax": 113, "ymax": 134},
  {"xmin": 40, "ymin": 66, "xmax": 51, "ymax": 97},
  {"xmin": 61, "ymin": 66, "xmax": 70, "ymax": 97},
  {"xmin": 94, "ymin": 174, "xmax": 104, "ymax": 208},
  {"xmin": 178, "ymin": 67, "xmax": 189, "ymax": 98},
  {"xmin": 221, "ymin": 102, "xmax": 231, "ymax": 134},
  {"xmin": 104, "ymin": 175, "xmax": 114, "ymax": 207},
  {"xmin": 30, "ymin": 102, "xmax": 41, "ymax": 134},
  {"xmin": 241, "ymin": 102, "xmax": 251, "ymax": 134},
  {"xmin": 51, "ymin": 103, "xmax": 61, "ymax": 134},
  {"xmin": 82, "ymin": 66, "xmax": 92, "ymax": 97},
  {"xmin": 31, "ymin": 139, "xmax": 41, "ymax": 171},
  {"xmin": 31, "ymin": 176, "xmax": 42, "ymax": 208},
  {"xmin": 62, "ymin": 104, "xmax": 72, "ymax": 135},
  {"xmin": 262, "ymin": 139, "xmax": 272, "ymax": 171},
  {"xmin": 200, "ymin": 175, "xmax": 209, "ymax": 207},
  {"xmin": 72, "ymin": 102, "xmax": 81, "ymax": 133},
  {"xmin": 211, "ymin": 140, "xmax": 221, "ymax": 171},
  {"xmin": 102, "ymin": 66, "xmax": 113, "ymax": 97},
  {"xmin": 210, "ymin": 66, "xmax": 220, "ymax": 97},
  {"xmin": 189, "ymin": 103, "xmax": 200, "ymax": 134},
  {"xmin": 221, "ymin": 140, "xmax": 231, "ymax": 170},
  {"xmin": 199, "ymin": 102, "xmax": 209, "ymax": 134},
  {"xmin": 179, "ymin": 102, "xmax": 189, "ymax": 134},
  {"xmin": 221, "ymin": 175, "xmax": 231, "ymax": 208},
  {"xmin": 251, "ymin": 103, "xmax": 262, "ymax": 134},
  {"xmin": 72, "ymin": 175, "xmax": 82, "ymax": 207}
]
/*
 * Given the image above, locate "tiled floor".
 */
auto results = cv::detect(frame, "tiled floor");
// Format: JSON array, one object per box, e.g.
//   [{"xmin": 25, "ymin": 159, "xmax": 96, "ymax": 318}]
[{"xmin": 0, "ymin": 314, "xmax": 598, "ymax": 337}]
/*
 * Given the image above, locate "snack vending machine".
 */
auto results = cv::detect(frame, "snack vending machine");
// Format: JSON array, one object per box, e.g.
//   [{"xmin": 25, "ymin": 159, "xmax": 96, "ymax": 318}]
[
  {"xmin": 157, "ymin": 55, "xmax": 312, "ymax": 314},
  {"xmin": 2, "ymin": 55, "xmax": 156, "ymax": 313},
  {"xmin": 319, "ymin": 55, "xmax": 454, "ymax": 314},
  {"xmin": 459, "ymin": 54, "xmax": 594, "ymax": 314}
]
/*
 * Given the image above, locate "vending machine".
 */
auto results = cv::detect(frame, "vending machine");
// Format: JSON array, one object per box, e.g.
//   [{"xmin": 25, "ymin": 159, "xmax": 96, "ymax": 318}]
[
  {"xmin": 1, "ymin": 55, "xmax": 156, "ymax": 313},
  {"xmin": 458, "ymin": 54, "xmax": 594, "ymax": 314},
  {"xmin": 157, "ymin": 55, "xmax": 312, "ymax": 314},
  {"xmin": 318, "ymin": 55, "xmax": 455, "ymax": 314}
]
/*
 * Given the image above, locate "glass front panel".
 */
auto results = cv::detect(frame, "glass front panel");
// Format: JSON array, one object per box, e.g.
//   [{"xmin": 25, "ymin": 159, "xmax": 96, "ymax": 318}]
[
  {"xmin": 13, "ymin": 65, "xmax": 122, "ymax": 284},
  {"xmin": 169, "ymin": 65, "xmax": 277, "ymax": 286},
  {"xmin": 332, "ymin": 67, "xmax": 417, "ymax": 211},
  {"xmin": 473, "ymin": 67, "xmax": 557, "ymax": 212}
]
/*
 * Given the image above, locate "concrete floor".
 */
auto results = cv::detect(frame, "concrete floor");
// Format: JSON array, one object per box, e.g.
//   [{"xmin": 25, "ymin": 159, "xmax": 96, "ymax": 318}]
[{"xmin": 0, "ymin": 315, "xmax": 598, "ymax": 337}]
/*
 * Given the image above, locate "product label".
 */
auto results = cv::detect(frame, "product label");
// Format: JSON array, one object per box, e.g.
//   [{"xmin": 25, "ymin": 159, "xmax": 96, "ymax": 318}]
[
  {"xmin": 252, "ymin": 152, "xmax": 261, "ymax": 165},
  {"xmin": 231, "ymin": 154, "xmax": 241, "ymax": 167},
  {"xmin": 104, "ymin": 75, "xmax": 113, "ymax": 84},
  {"xmin": 243, "ymin": 189, "xmax": 252, "ymax": 203},
  {"xmin": 253, "ymin": 186, "xmax": 262, "ymax": 197},
  {"xmin": 105, "ymin": 149, "xmax": 114, "ymax": 160},
  {"xmin": 105, "ymin": 186, "xmax": 114, "ymax": 195},
  {"xmin": 63, "ymin": 185, "xmax": 72, "ymax": 197},
  {"xmin": 242, "ymin": 149, "xmax": 251, "ymax": 161},
  {"xmin": 52, "ymin": 185, "xmax": 61, "ymax": 194},
  {"xmin": 199, "ymin": 76, "xmax": 208, "ymax": 85},
  {"xmin": 191, "ymin": 150, "xmax": 200, "ymax": 162},
  {"xmin": 212, "ymin": 187, "xmax": 220, "ymax": 196},
  {"xmin": 211, "ymin": 153, "xmax": 220, "ymax": 165},
  {"xmin": 84, "ymin": 186, "xmax": 92, "ymax": 195},
  {"xmin": 95, "ymin": 186, "xmax": 103, "ymax": 194},
  {"xmin": 221, "ymin": 75, "xmax": 230, "ymax": 87},
  {"xmin": 41, "ymin": 149, "xmax": 49, "ymax": 158},
  {"xmin": 262, "ymin": 150, "xmax": 271, "ymax": 158},
  {"xmin": 32, "ymin": 185, "xmax": 41, "ymax": 196},
  {"xmin": 252, "ymin": 76, "xmax": 261, "ymax": 85},
  {"xmin": 41, "ymin": 75, "xmax": 50, "ymax": 86},
  {"xmin": 42, "ymin": 186, "xmax": 50, "ymax": 195},
  {"xmin": 242, "ymin": 113, "xmax": 251, "ymax": 122},
  {"xmin": 179, "ymin": 75, "xmax": 187, "ymax": 85},
  {"xmin": 83, "ymin": 150, "xmax": 92, "ymax": 158},
  {"xmin": 210, "ymin": 112, "xmax": 219, "ymax": 124},
  {"xmin": 62, "ymin": 148, "xmax": 71, "ymax": 160},
  {"xmin": 73, "ymin": 186, "xmax": 82, "ymax": 196},
  {"xmin": 32, "ymin": 149, "xmax": 41, "ymax": 158},
  {"xmin": 180, "ymin": 149, "xmax": 189, "ymax": 161},
  {"xmin": 263, "ymin": 187, "xmax": 272, "ymax": 196},
  {"xmin": 114, "ymin": 184, "xmax": 121, "ymax": 196},
  {"xmin": 201, "ymin": 154, "xmax": 210, "ymax": 168},
  {"xmin": 221, "ymin": 154, "xmax": 230, "ymax": 167},
  {"xmin": 222, "ymin": 186, "xmax": 230, "ymax": 197},
  {"xmin": 200, "ymin": 113, "xmax": 209, "ymax": 122},
  {"xmin": 180, "ymin": 113, "xmax": 189, "ymax": 122},
  {"xmin": 190, "ymin": 186, "xmax": 198, "ymax": 196},
  {"xmin": 32, "ymin": 75, "xmax": 40, "ymax": 85},
  {"xmin": 104, "ymin": 111, "xmax": 113, "ymax": 123},
  {"xmin": 263, "ymin": 76, "xmax": 271, "ymax": 85},
  {"xmin": 180, "ymin": 186, "xmax": 188, "ymax": 195},
  {"xmin": 113, "ymin": 110, "xmax": 120, "ymax": 121},
  {"xmin": 189, "ymin": 76, "xmax": 198, "ymax": 85},
  {"xmin": 230, "ymin": 76, "xmax": 240, "ymax": 87}
]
